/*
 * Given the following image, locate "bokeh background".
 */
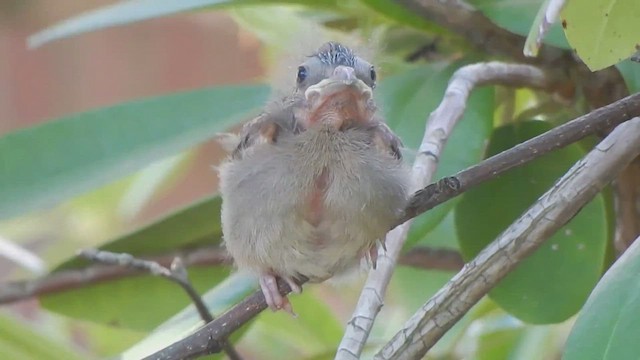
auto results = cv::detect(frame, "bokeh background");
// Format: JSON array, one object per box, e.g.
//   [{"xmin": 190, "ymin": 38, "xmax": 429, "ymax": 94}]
[
  {"xmin": 1, "ymin": 1, "xmax": 266, "ymax": 356},
  {"xmin": 1, "ymin": 1, "xmax": 606, "ymax": 358}
]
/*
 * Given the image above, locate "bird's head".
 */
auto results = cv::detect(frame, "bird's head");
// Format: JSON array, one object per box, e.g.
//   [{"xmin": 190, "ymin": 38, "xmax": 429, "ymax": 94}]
[{"xmin": 294, "ymin": 42, "xmax": 378, "ymax": 130}]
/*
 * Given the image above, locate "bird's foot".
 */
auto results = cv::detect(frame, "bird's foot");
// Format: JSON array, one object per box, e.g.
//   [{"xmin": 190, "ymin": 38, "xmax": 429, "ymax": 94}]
[
  {"xmin": 259, "ymin": 274, "xmax": 302, "ymax": 316},
  {"xmin": 364, "ymin": 243, "xmax": 380, "ymax": 269}
]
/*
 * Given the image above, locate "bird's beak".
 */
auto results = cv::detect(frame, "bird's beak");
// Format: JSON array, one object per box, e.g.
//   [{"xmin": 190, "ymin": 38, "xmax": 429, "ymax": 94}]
[
  {"xmin": 304, "ymin": 66, "xmax": 372, "ymax": 102},
  {"xmin": 302, "ymin": 66, "xmax": 375, "ymax": 129}
]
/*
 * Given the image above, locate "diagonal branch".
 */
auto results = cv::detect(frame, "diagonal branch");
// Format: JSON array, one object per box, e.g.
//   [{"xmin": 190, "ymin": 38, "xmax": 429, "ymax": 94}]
[
  {"xmin": 401, "ymin": 91, "xmax": 640, "ymax": 224},
  {"xmin": 143, "ymin": 77, "xmax": 640, "ymax": 360},
  {"xmin": 376, "ymin": 117, "xmax": 640, "ymax": 359},
  {"xmin": 335, "ymin": 62, "xmax": 559, "ymax": 359}
]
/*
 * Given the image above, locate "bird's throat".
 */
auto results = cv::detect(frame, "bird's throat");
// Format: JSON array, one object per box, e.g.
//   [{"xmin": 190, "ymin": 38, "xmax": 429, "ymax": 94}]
[{"xmin": 302, "ymin": 80, "xmax": 375, "ymax": 130}]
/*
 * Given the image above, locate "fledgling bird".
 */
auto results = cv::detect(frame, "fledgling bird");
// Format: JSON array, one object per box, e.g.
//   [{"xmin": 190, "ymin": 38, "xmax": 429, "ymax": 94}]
[{"xmin": 218, "ymin": 42, "xmax": 411, "ymax": 314}]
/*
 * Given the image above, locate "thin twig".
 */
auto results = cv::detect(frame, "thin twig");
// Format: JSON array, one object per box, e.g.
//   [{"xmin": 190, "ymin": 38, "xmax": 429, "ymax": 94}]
[
  {"xmin": 142, "ymin": 75, "xmax": 640, "ymax": 360},
  {"xmin": 78, "ymin": 249, "xmax": 213, "ymax": 322},
  {"xmin": 78, "ymin": 249, "xmax": 241, "ymax": 360},
  {"xmin": 376, "ymin": 117, "xmax": 640, "ymax": 359},
  {"xmin": 335, "ymin": 62, "xmax": 557, "ymax": 359},
  {"xmin": 0, "ymin": 246, "xmax": 460, "ymax": 305},
  {"xmin": 0, "ymin": 246, "xmax": 231, "ymax": 305}
]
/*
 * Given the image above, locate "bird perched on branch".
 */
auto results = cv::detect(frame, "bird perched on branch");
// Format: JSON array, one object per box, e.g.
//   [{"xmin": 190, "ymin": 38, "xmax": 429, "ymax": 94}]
[{"xmin": 218, "ymin": 42, "xmax": 411, "ymax": 314}]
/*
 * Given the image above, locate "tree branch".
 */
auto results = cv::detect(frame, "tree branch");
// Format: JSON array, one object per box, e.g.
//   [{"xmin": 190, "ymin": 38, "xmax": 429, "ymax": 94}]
[
  {"xmin": 142, "ymin": 275, "xmax": 297, "ymax": 359},
  {"xmin": 0, "ymin": 246, "xmax": 462, "ymax": 305},
  {"xmin": 335, "ymin": 62, "xmax": 559, "ymax": 359},
  {"xmin": 0, "ymin": 246, "xmax": 231, "ymax": 305},
  {"xmin": 401, "ymin": 91, "xmax": 640, "ymax": 224},
  {"xmin": 376, "ymin": 117, "xmax": 640, "ymax": 359},
  {"xmin": 395, "ymin": 0, "xmax": 569, "ymax": 64},
  {"xmin": 78, "ymin": 249, "xmax": 215, "ymax": 323},
  {"xmin": 396, "ymin": 0, "xmax": 629, "ymax": 110},
  {"xmin": 78, "ymin": 249, "xmax": 242, "ymax": 360},
  {"xmin": 141, "ymin": 67, "xmax": 640, "ymax": 360}
]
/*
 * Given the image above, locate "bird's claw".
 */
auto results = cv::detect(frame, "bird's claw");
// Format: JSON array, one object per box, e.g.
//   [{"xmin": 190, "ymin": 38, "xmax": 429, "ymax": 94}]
[{"xmin": 259, "ymin": 274, "xmax": 300, "ymax": 317}]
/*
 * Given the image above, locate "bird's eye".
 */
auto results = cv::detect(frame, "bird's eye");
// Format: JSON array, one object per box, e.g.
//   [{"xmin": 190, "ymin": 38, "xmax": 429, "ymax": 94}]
[
  {"xmin": 297, "ymin": 66, "xmax": 307, "ymax": 83},
  {"xmin": 370, "ymin": 66, "xmax": 377, "ymax": 82}
]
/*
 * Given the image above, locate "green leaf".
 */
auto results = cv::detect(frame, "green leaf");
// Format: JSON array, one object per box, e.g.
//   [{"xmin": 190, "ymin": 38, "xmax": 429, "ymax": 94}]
[
  {"xmin": 64, "ymin": 196, "xmax": 224, "ymax": 269},
  {"xmin": 79, "ymin": 322, "xmax": 146, "ymax": 357},
  {"xmin": 455, "ymin": 120, "xmax": 609, "ymax": 324},
  {"xmin": 615, "ymin": 59, "xmax": 640, "ymax": 93},
  {"xmin": 378, "ymin": 61, "xmax": 494, "ymax": 246},
  {"xmin": 41, "ymin": 196, "xmax": 228, "ymax": 330},
  {"xmin": 467, "ymin": 0, "xmax": 570, "ymax": 49},
  {"xmin": 28, "ymin": 0, "xmax": 338, "ymax": 48},
  {"xmin": 561, "ymin": 0, "xmax": 640, "ymax": 71},
  {"xmin": 0, "ymin": 84, "xmax": 269, "ymax": 220},
  {"xmin": 563, "ymin": 231, "xmax": 640, "ymax": 360},
  {"xmin": 360, "ymin": 0, "xmax": 439, "ymax": 32},
  {"xmin": 0, "ymin": 313, "xmax": 85, "ymax": 360},
  {"xmin": 121, "ymin": 273, "xmax": 257, "ymax": 359},
  {"xmin": 410, "ymin": 210, "xmax": 459, "ymax": 250}
]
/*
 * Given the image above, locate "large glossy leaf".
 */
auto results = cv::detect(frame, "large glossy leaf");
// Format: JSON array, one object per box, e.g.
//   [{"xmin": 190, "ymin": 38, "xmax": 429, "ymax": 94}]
[
  {"xmin": 455, "ymin": 120, "xmax": 609, "ymax": 324},
  {"xmin": 378, "ymin": 61, "xmax": 494, "ymax": 246},
  {"xmin": 28, "ymin": 0, "xmax": 338, "ymax": 48},
  {"xmin": 0, "ymin": 84, "xmax": 269, "ymax": 220},
  {"xmin": 467, "ymin": 0, "xmax": 570, "ymax": 49},
  {"xmin": 561, "ymin": 0, "xmax": 640, "ymax": 71},
  {"xmin": 360, "ymin": 0, "xmax": 440, "ymax": 32},
  {"xmin": 0, "ymin": 313, "xmax": 85, "ymax": 360},
  {"xmin": 563, "ymin": 232, "xmax": 640, "ymax": 359},
  {"xmin": 59, "ymin": 196, "xmax": 224, "ymax": 270},
  {"xmin": 41, "ymin": 196, "xmax": 228, "ymax": 330},
  {"xmin": 410, "ymin": 210, "xmax": 459, "ymax": 250}
]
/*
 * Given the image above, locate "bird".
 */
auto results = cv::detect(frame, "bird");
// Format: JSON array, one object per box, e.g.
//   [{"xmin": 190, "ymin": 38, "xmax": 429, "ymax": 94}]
[{"xmin": 218, "ymin": 42, "xmax": 411, "ymax": 314}]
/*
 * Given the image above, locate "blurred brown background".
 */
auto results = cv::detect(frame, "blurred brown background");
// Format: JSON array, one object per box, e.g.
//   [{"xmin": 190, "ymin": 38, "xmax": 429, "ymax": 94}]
[
  {"xmin": 1, "ymin": 0, "xmax": 264, "ymax": 221},
  {"xmin": 0, "ymin": 3, "xmax": 269, "ymax": 354}
]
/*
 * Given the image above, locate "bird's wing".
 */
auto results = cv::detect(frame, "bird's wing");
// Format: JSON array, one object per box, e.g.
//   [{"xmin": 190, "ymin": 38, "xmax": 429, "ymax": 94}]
[
  {"xmin": 372, "ymin": 121, "xmax": 403, "ymax": 160},
  {"xmin": 231, "ymin": 98, "xmax": 301, "ymax": 159},
  {"xmin": 231, "ymin": 113, "xmax": 279, "ymax": 159}
]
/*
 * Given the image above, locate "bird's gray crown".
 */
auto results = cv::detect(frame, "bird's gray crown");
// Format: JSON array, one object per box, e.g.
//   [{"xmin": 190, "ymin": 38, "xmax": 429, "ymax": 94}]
[{"xmin": 314, "ymin": 42, "xmax": 356, "ymax": 67}]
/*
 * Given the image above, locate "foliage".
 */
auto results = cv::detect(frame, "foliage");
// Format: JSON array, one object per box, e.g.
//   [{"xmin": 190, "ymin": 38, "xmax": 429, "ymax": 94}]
[
  {"xmin": 2, "ymin": 0, "xmax": 639, "ymax": 359},
  {"xmin": 456, "ymin": 120, "xmax": 609, "ymax": 323}
]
